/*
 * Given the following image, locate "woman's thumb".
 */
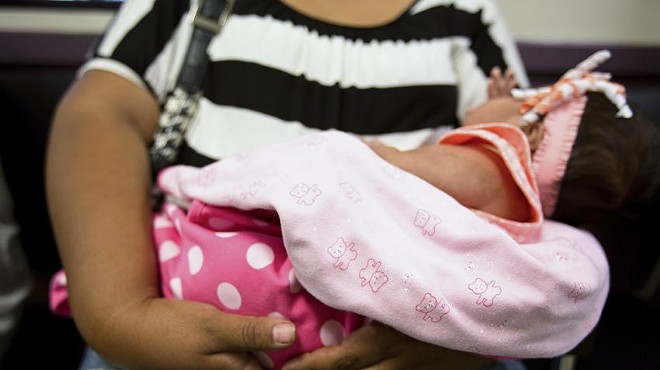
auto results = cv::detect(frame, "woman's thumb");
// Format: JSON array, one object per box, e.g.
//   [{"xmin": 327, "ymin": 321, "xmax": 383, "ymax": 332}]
[{"xmin": 212, "ymin": 313, "xmax": 297, "ymax": 351}]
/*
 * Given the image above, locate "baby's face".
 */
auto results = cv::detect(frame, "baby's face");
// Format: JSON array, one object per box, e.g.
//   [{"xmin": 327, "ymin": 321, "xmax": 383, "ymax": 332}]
[{"xmin": 463, "ymin": 97, "xmax": 526, "ymax": 128}]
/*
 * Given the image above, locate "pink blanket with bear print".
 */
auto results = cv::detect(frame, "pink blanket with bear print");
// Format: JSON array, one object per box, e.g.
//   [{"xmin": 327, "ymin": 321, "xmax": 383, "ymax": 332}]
[{"xmin": 50, "ymin": 130, "xmax": 609, "ymax": 368}]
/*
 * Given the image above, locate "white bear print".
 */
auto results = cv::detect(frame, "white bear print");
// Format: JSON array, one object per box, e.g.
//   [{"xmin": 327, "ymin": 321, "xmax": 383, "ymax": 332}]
[
  {"xmin": 289, "ymin": 183, "xmax": 322, "ymax": 205},
  {"xmin": 415, "ymin": 293, "xmax": 450, "ymax": 322},
  {"xmin": 359, "ymin": 259, "xmax": 389, "ymax": 293},
  {"xmin": 326, "ymin": 237, "xmax": 357, "ymax": 270},
  {"xmin": 468, "ymin": 278, "xmax": 502, "ymax": 307},
  {"xmin": 414, "ymin": 209, "xmax": 441, "ymax": 236},
  {"xmin": 339, "ymin": 181, "xmax": 363, "ymax": 203},
  {"xmin": 238, "ymin": 180, "xmax": 265, "ymax": 199},
  {"xmin": 198, "ymin": 167, "xmax": 216, "ymax": 187}
]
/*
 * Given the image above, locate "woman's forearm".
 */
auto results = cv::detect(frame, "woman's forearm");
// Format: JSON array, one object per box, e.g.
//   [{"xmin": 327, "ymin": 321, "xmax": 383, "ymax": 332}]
[{"xmin": 45, "ymin": 70, "xmax": 160, "ymax": 349}]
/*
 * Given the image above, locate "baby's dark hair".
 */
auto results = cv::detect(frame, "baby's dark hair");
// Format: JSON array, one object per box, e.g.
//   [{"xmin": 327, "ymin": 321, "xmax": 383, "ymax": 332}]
[{"xmin": 552, "ymin": 91, "xmax": 660, "ymax": 232}]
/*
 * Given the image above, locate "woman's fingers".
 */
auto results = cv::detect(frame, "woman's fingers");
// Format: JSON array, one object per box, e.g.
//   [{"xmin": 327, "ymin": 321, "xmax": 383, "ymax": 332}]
[{"xmin": 282, "ymin": 324, "xmax": 400, "ymax": 370}]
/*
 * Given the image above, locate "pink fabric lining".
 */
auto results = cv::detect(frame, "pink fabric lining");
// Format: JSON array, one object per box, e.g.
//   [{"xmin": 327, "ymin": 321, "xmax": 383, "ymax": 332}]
[{"xmin": 531, "ymin": 97, "xmax": 587, "ymax": 217}]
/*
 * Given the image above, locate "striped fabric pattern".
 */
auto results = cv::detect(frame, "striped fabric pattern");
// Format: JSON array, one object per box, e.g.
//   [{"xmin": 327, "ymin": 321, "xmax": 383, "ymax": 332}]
[{"xmin": 80, "ymin": 0, "xmax": 527, "ymax": 164}]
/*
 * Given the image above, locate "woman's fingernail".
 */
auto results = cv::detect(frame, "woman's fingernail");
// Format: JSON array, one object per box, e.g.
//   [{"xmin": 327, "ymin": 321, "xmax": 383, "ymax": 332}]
[{"xmin": 273, "ymin": 323, "xmax": 296, "ymax": 345}]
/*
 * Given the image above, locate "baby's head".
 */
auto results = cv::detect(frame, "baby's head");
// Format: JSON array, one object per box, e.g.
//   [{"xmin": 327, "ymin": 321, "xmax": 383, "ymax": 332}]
[
  {"xmin": 550, "ymin": 92, "xmax": 659, "ymax": 227},
  {"xmin": 463, "ymin": 78, "xmax": 659, "ymax": 229},
  {"xmin": 471, "ymin": 51, "xmax": 659, "ymax": 288}
]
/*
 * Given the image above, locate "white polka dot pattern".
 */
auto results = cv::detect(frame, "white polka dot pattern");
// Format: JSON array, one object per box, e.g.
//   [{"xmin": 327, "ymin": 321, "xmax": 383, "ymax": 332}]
[
  {"xmin": 187, "ymin": 246, "xmax": 204, "ymax": 275},
  {"xmin": 216, "ymin": 282, "xmax": 242, "ymax": 310},
  {"xmin": 169, "ymin": 277, "xmax": 183, "ymax": 299},
  {"xmin": 153, "ymin": 216, "xmax": 173, "ymax": 229},
  {"xmin": 320, "ymin": 320, "xmax": 344, "ymax": 346},
  {"xmin": 246, "ymin": 243, "xmax": 275, "ymax": 270},
  {"xmin": 214, "ymin": 231, "xmax": 238, "ymax": 238},
  {"xmin": 158, "ymin": 240, "xmax": 180, "ymax": 262}
]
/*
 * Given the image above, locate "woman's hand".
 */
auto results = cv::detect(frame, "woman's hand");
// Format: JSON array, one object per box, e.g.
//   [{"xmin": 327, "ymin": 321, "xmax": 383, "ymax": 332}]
[
  {"xmin": 90, "ymin": 296, "xmax": 296, "ymax": 370},
  {"xmin": 281, "ymin": 323, "xmax": 493, "ymax": 370}
]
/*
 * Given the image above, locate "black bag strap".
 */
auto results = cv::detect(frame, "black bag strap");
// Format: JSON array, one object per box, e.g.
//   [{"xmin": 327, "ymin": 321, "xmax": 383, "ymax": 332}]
[
  {"xmin": 150, "ymin": 0, "xmax": 234, "ymax": 174},
  {"xmin": 149, "ymin": 0, "xmax": 235, "ymax": 209},
  {"xmin": 177, "ymin": 0, "xmax": 234, "ymax": 92}
]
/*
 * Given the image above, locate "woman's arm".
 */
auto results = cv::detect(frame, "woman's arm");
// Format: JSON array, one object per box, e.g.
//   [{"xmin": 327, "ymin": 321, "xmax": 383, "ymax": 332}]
[{"xmin": 46, "ymin": 70, "xmax": 295, "ymax": 369}]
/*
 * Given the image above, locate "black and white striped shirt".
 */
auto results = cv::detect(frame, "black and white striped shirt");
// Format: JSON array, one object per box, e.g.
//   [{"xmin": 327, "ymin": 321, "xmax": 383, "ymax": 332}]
[{"xmin": 81, "ymin": 0, "xmax": 528, "ymax": 165}]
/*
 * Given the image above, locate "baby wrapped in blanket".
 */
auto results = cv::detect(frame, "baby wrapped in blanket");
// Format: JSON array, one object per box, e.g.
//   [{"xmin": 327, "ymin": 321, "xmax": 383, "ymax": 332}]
[{"xmin": 146, "ymin": 128, "xmax": 608, "ymax": 368}]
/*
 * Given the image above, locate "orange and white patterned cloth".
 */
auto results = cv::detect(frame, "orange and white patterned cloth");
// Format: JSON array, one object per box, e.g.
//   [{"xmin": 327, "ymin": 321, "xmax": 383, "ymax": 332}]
[{"xmin": 513, "ymin": 50, "xmax": 632, "ymax": 124}]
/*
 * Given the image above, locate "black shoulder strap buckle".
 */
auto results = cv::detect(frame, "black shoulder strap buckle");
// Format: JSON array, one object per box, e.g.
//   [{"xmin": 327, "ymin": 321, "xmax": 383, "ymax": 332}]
[
  {"xmin": 175, "ymin": 0, "xmax": 235, "ymax": 93},
  {"xmin": 189, "ymin": 0, "xmax": 235, "ymax": 34}
]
